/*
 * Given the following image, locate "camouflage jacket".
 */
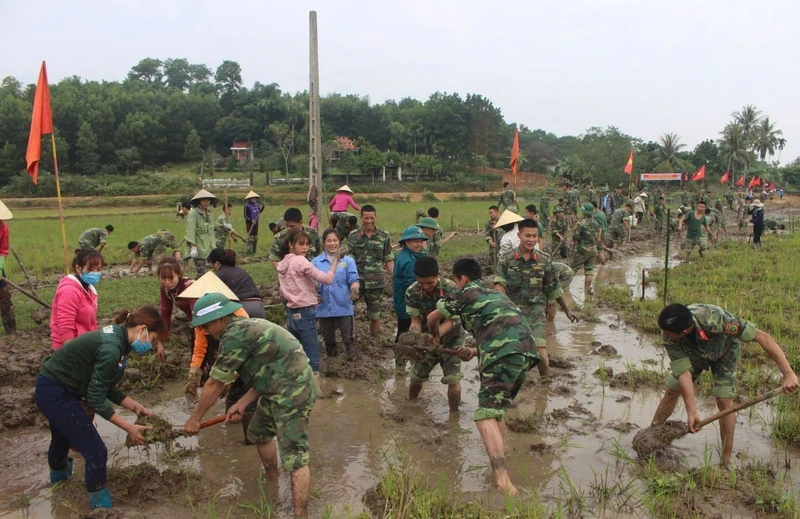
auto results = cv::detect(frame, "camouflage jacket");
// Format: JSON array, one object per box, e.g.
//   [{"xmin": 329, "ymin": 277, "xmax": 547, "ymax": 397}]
[
  {"xmin": 405, "ymin": 278, "xmax": 465, "ymax": 349},
  {"xmin": 269, "ymin": 225, "xmax": 321, "ymax": 262},
  {"xmin": 215, "ymin": 214, "xmax": 232, "ymax": 248},
  {"xmin": 138, "ymin": 229, "xmax": 177, "ymax": 258},
  {"xmin": 210, "ymin": 317, "xmax": 320, "ymax": 404},
  {"xmin": 484, "ymin": 220, "xmax": 505, "ymax": 244},
  {"xmin": 709, "ymin": 208, "xmax": 724, "ymax": 226},
  {"xmin": 572, "ymin": 217, "xmax": 600, "ymax": 254},
  {"xmin": 654, "ymin": 204, "xmax": 665, "ymax": 221},
  {"xmin": 427, "ymin": 228, "xmax": 443, "ymax": 259},
  {"xmin": 764, "ymin": 218, "xmax": 780, "ymax": 230},
  {"xmin": 610, "ymin": 208, "xmax": 629, "ymax": 228},
  {"xmin": 662, "ymin": 304, "xmax": 756, "ymax": 377},
  {"xmin": 346, "ymin": 227, "xmax": 393, "ymax": 290},
  {"xmin": 334, "ymin": 213, "xmax": 355, "ymax": 239},
  {"xmin": 539, "ymin": 196, "xmax": 551, "ymax": 218},
  {"xmin": 494, "ymin": 248, "xmax": 563, "ymax": 309},
  {"xmin": 681, "ymin": 192, "xmax": 689, "ymax": 206},
  {"xmin": 436, "ymin": 280, "xmax": 538, "ymax": 367},
  {"xmin": 78, "ymin": 228, "xmax": 108, "ymax": 248},
  {"xmin": 613, "ymin": 193, "xmax": 626, "ymax": 211},
  {"xmin": 498, "ymin": 189, "xmax": 516, "ymax": 208},
  {"xmin": 567, "ymin": 189, "xmax": 581, "ymax": 211},
  {"xmin": 550, "ymin": 217, "xmax": 568, "ymax": 242},
  {"xmin": 549, "ymin": 262, "xmax": 574, "ymax": 300}
]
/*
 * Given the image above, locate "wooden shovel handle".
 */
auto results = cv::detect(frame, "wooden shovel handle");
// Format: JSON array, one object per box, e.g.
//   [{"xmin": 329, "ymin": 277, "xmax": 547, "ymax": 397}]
[
  {"xmin": 695, "ymin": 387, "xmax": 785, "ymax": 429},
  {"xmin": 200, "ymin": 415, "xmax": 227, "ymax": 429}
]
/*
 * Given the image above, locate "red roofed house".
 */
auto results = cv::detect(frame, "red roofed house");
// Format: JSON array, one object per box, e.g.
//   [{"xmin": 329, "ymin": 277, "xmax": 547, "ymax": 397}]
[
  {"xmin": 335, "ymin": 136, "xmax": 358, "ymax": 151},
  {"xmin": 231, "ymin": 141, "xmax": 254, "ymax": 163}
]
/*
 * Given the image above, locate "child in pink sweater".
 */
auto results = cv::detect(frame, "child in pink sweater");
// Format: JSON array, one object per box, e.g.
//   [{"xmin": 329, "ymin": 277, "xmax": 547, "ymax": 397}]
[
  {"xmin": 50, "ymin": 249, "xmax": 104, "ymax": 349},
  {"xmin": 276, "ymin": 230, "xmax": 340, "ymax": 373}
]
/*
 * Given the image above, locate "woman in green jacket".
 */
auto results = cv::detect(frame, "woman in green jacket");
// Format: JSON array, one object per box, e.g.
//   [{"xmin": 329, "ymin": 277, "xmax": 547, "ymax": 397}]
[
  {"xmin": 185, "ymin": 189, "xmax": 218, "ymax": 278},
  {"xmin": 34, "ymin": 306, "xmax": 166, "ymax": 510}
]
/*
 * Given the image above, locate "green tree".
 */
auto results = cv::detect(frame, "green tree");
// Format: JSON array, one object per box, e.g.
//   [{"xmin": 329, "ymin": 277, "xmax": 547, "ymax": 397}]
[
  {"xmin": 719, "ymin": 123, "xmax": 751, "ymax": 178},
  {"xmin": 753, "ymin": 117, "xmax": 782, "ymax": 162},
  {"xmin": 777, "ymin": 137, "xmax": 788, "ymax": 163},
  {"xmin": 732, "ymin": 104, "xmax": 763, "ymax": 145},
  {"xmin": 0, "ymin": 141, "xmax": 24, "ymax": 186},
  {"xmin": 163, "ymin": 58, "xmax": 192, "ymax": 91},
  {"xmin": 116, "ymin": 147, "xmax": 141, "ymax": 174},
  {"xmin": 183, "ymin": 127, "xmax": 203, "ymax": 161},
  {"xmin": 76, "ymin": 121, "xmax": 100, "ymax": 174},
  {"xmin": 268, "ymin": 122, "xmax": 294, "ymax": 182},
  {"xmin": 127, "ymin": 58, "xmax": 163, "ymax": 84},
  {"xmin": 657, "ymin": 133, "xmax": 689, "ymax": 172}
]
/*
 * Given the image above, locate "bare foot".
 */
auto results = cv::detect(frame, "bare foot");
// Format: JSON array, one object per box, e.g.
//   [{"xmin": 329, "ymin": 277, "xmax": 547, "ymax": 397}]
[{"xmin": 495, "ymin": 480, "xmax": 518, "ymax": 495}]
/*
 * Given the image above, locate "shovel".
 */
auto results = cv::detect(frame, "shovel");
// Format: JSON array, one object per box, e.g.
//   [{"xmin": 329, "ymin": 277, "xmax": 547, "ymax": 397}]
[
  {"xmin": 173, "ymin": 414, "xmax": 228, "ymax": 437},
  {"xmin": 633, "ymin": 387, "xmax": 785, "ymax": 457},
  {"xmin": 396, "ymin": 331, "xmax": 461, "ymax": 361}
]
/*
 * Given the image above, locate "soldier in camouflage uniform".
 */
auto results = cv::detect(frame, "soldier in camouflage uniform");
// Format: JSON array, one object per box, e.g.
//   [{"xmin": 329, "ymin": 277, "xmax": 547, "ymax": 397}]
[
  {"xmin": 725, "ymin": 191, "xmax": 735, "ymax": 210},
  {"xmin": 405, "ymin": 256, "xmax": 465, "ymax": 412},
  {"xmin": 497, "ymin": 182, "xmax": 516, "ymax": 210},
  {"xmin": 414, "ymin": 208, "xmax": 427, "ymax": 223},
  {"xmin": 269, "ymin": 207, "xmax": 321, "ymax": 268},
  {"xmin": 568, "ymin": 184, "xmax": 581, "ymax": 224},
  {"xmin": 417, "ymin": 217, "xmax": 442, "ymax": 259},
  {"xmin": 494, "ymin": 220, "xmax": 578, "ymax": 378},
  {"xmin": 613, "ymin": 184, "xmax": 626, "ymax": 214},
  {"xmin": 128, "ymin": 229, "xmax": 179, "ymax": 273},
  {"xmin": 546, "ymin": 262, "xmax": 574, "ymax": 321},
  {"xmin": 485, "ymin": 205, "xmax": 504, "ymax": 256},
  {"xmin": 764, "ymin": 218, "xmax": 785, "ymax": 236},
  {"xmin": 707, "ymin": 207, "xmax": 725, "ymax": 242},
  {"xmin": 184, "ymin": 293, "xmax": 321, "ymax": 516},
  {"xmin": 652, "ymin": 303, "xmax": 799, "ymax": 467},
  {"xmin": 347, "ymin": 204, "xmax": 394, "ymax": 336},
  {"xmin": 332, "ymin": 212, "xmax": 358, "ymax": 241},
  {"xmin": 78, "ymin": 225, "xmax": 114, "ymax": 252},
  {"xmin": 680, "ymin": 187, "xmax": 689, "ymax": 208},
  {"xmin": 539, "ymin": 188, "xmax": 552, "ymax": 230},
  {"xmin": 427, "ymin": 257, "xmax": 539, "ymax": 495},
  {"xmin": 608, "ymin": 204, "xmax": 632, "ymax": 247},
  {"xmin": 679, "ymin": 200, "xmax": 714, "ymax": 259},
  {"xmin": 570, "ymin": 203, "xmax": 602, "ymax": 296},
  {"xmin": 549, "ymin": 206, "xmax": 569, "ymax": 258},
  {"xmin": 215, "ymin": 203, "xmax": 246, "ymax": 248}
]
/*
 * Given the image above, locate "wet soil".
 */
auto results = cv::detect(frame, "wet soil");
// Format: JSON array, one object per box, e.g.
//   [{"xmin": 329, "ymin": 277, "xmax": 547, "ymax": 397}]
[{"xmin": 632, "ymin": 420, "xmax": 688, "ymax": 457}]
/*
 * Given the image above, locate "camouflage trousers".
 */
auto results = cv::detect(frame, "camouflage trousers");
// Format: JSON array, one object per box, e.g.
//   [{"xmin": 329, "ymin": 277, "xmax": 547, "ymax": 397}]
[
  {"xmin": 358, "ymin": 288, "xmax": 384, "ymax": 320},
  {"xmin": 609, "ymin": 225, "xmax": 626, "ymax": 246},
  {"xmin": 571, "ymin": 249, "xmax": 598, "ymax": 276},
  {"xmin": 666, "ymin": 342, "xmax": 741, "ymax": 399},
  {"xmin": 475, "ymin": 352, "xmax": 539, "ymax": 422},
  {"xmin": 411, "ymin": 352, "xmax": 463, "ymax": 386},
  {"xmin": 520, "ymin": 304, "xmax": 546, "ymax": 346},
  {"xmin": 77, "ymin": 239, "xmax": 98, "ymax": 250},
  {"xmin": 683, "ymin": 236, "xmax": 708, "ymax": 253},
  {"xmin": 247, "ymin": 391, "xmax": 318, "ymax": 472}
]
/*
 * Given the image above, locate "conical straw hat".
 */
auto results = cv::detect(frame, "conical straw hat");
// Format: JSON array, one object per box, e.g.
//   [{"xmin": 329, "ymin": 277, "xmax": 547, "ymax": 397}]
[
  {"xmin": 0, "ymin": 200, "xmax": 14, "ymax": 220},
  {"xmin": 494, "ymin": 209, "xmax": 524, "ymax": 229},
  {"xmin": 245, "ymin": 190, "xmax": 260, "ymax": 200},
  {"xmin": 337, "ymin": 185, "xmax": 353, "ymax": 193},
  {"xmin": 191, "ymin": 189, "xmax": 218, "ymax": 201},
  {"xmin": 177, "ymin": 271, "xmax": 239, "ymax": 301}
]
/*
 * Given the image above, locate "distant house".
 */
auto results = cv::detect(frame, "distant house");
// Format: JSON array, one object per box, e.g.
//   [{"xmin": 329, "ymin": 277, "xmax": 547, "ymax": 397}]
[
  {"xmin": 335, "ymin": 136, "xmax": 359, "ymax": 152},
  {"xmin": 326, "ymin": 136, "xmax": 360, "ymax": 170},
  {"xmin": 230, "ymin": 141, "xmax": 254, "ymax": 163}
]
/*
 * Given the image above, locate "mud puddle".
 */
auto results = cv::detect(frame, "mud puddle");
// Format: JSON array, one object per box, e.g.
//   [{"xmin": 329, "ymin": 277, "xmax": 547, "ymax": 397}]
[{"xmin": 2, "ymin": 253, "xmax": 799, "ymax": 518}]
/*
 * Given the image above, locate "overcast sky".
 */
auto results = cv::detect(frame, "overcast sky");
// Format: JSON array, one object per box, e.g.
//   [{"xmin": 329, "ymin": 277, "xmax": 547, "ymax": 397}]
[{"xmin": 2, "ymin": 0, "xmax": 798, "ymax": 163}]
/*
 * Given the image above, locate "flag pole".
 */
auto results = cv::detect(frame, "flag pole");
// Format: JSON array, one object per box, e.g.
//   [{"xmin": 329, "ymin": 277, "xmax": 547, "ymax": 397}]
[{"xmin": 49, "ymin": 134, "xmax": 70, "ymax": 274}]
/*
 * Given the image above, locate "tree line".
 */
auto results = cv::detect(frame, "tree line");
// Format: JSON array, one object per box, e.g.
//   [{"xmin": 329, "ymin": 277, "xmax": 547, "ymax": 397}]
[{"xmin": 0, "ymin": 57, "xmax": 792, "ymax": 188}]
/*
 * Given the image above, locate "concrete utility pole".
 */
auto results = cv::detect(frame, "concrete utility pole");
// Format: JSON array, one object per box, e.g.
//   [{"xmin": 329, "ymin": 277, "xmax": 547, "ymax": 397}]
[{"xmin": 308, "ymin": 11, "xmax": 323, "ymax": 219}]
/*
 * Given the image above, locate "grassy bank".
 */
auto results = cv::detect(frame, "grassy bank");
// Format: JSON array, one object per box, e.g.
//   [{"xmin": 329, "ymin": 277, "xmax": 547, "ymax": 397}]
[{"xmin": 596, "ymin": 233, "xmax": 800, "ymax": 445}]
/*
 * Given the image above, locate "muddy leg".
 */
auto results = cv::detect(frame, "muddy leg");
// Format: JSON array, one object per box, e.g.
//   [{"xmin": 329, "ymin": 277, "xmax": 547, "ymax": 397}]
[
  {"xmin": 652, "ymin": 389, "xmax": 681, "ymax": 423},
  {"xmin": 475, "ymin": 419, "xmax": 517, "ymax": 495},
  {"xmin": 536, "ymin": 347, "xmax": 551, "ymax": 378},
  {"xmin": 290, "ymin": 465, "xmax": 311, "ymax": 516},
  {"xmin": 369, "ymin": 319, "xmax": 380, "ymax": 337},
  {"xmin": 0, "ymin": 283, "xmax": 16, "ymax": 334},
  {"xmin": 447, "ymin": 382, "xmax": 461, "ymax": 412},
  {"xmin": 716, "ymin": 398, "xmax": 736, "ymax": 467},
  {"xmin": 256, "ymin": 440, "xmax": 278, "ymax": 478},
  {"xmin": 584, "ymin": 275, "xmax": 595, "ymax": 297},
  {"xmin": 545, "ymin": 303, "xmax": 557, "ymax": 322},
  {"xmin": 408, "ymin": 380, "xmax": 423, "ymax": 400}
]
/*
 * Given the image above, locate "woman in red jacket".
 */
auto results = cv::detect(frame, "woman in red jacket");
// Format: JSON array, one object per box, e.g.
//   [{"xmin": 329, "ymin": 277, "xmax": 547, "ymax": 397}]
[{"xmin": 50, "ymin": 249, "xmax": 103, "ymax": 350}]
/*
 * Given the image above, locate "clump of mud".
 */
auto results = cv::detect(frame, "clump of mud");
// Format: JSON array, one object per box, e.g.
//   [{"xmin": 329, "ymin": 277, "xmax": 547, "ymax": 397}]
[
  {"xmin": 506, "ymin": 414, "xmax": 543, "ymax": 434},
  {"xmin": 550, "ymin": 408, "xmax": 570, "ymax": 421},
  {"xmin": 594, "ymin": 366, "xmax": 614, "ymax": 377},
  {"xmin": 551, "ymin": 385, "xmax": 575, "ymax": 396},
  {"xmin": 549, "ymin": 356, "xmax": 577, "ymax": 369},
  {"xmin": 606, "ymin": 419, "xmax": 640, "ymax": 433},
  {"xmin": 529, "ymin": 443, "xmax": 553, "ymax": 455},
  {"xmin": 609, "ymin": 368, "xmax": 665, "ymax": 389},
  {"xmin": 126, "ymin": 415, "xmax": 177, "ymax": 447},
  {"xmin": 591, "ymin": 344, "xmax": 619, "ymax": 357},
  {"xmin": 632, "ymin": 420, "xmax": 687, "ymax": 457}
]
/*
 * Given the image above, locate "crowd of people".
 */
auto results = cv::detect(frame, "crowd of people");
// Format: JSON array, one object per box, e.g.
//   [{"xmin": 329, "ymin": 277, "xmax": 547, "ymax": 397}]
[{"xmin": 23, "ymin": 181, "xmax": 799, "ymax": 514}]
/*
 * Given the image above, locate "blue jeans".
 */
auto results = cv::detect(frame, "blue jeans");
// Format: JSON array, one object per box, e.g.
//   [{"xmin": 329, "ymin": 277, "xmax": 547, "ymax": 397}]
[
  {"xmin": 286, "ymin": 306, "xmax": 320, "ymax": 373},
  {"xmin": 34, "ymin": 375, "xmax": 108, "ymax": 492}
]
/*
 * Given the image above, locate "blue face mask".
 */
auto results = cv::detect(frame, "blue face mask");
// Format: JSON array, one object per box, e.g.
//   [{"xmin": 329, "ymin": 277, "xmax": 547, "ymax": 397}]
[
  {"xmin": 82, "ymin": 271, "xmax": 101, "ymax": 286},
  {"xmin": 131, "ymin": 327, "xmax": 152, "ymax": 355}
]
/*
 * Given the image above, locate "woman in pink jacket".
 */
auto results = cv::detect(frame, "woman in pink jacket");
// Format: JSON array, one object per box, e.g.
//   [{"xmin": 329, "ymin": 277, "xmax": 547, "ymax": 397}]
[
  {"xmin": 276, "ymin": 230, "xmax": 341, "ymax": 374},
  {"xmin": 328, "ymin": 185, "xmax": 360, "ymax": 213},
  {"xmin": 50, "ymin": 249, "xmax": 104, "ymax": 350}
]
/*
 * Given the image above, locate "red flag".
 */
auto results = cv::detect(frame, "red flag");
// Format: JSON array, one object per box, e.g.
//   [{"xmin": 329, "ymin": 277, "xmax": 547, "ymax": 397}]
[
  {"xmin": 25, "ymin": 62, "xmax": 54, "ymax": 185},
  {"xmin": 692, "ymin": 165, "xmax": 706, "ymax": 181},
  {"xmin": 736, "ymin": 176, "xmax": 745, "ymax": 187},
  {"xmin": 623, "ymin": 150, "xmax": 633, "ymax": 174},
  {"xmin": 747, "ymin": 176, "xmax": 760, "ymax": 189},
  {"xmin": 509, "ymin": 126, "xmax": 519, "ymax": 177},
  {"xmin": 720, "ymin": 170, "xmax": 730, "ymax": 184},
  {"xmin": 768, "ymin": 181, "xmax": 775, "ymax": 190}
]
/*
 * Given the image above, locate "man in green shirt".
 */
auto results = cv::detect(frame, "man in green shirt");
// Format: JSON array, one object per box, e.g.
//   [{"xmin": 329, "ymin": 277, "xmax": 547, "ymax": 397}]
[
  {"xmin": 347, "ymin": 204, "xmax": 395, "ymax": 336},
  {"xmin": 427, "ymin": 258, "xmax": 539, "ymax": 496},
  {"xmin": 497, "ymin": 182, "xmax": 516, "ymax": 210},
  {"xmin": 654, "ymin": 196, "xmax": 666, "ymax": 235},
  {"xmin": 269, "ymin": 207, "xmax": 321, "ymax": 267},
  {"xmin": 613, "ymin": 184, "xmax": 626, "ymax": 213},
  {"xmin": 549, "ymin": 206, "xmax": 568, "ymax": 258},
  {"xmin": 570, "ymin": 203, "xmax": 602, "ymax": 296},
  {"xmin": 652, "ymin": 303, "xmax": 798, "ymax": 467},
  {"xmin": 184, "ymin": 293, "xmax": 320, "ymax": 516},
  {"xmin": 609, "ymin": 204, "xmax": 632, "ymax": 247},
  {"xmin": 679, "ymin": 200, "xmax": 714, "ymax": 260},
  {"xmin": 78, "ymin": 225, "xmax": 114, "ymax": 252},
  {"xmin": 494, "ymin": 220, "xmax": 577, "ymax": 377}
]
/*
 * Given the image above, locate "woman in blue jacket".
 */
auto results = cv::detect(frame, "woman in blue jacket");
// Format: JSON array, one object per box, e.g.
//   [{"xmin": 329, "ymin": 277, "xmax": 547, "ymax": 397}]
[
  {"xmin": 392, "ymin": 226, "xmax": 429, "ymax": 373},
  {"xmin": 313, "ymin": 228, "xmax": 360, "ymax": 361}
]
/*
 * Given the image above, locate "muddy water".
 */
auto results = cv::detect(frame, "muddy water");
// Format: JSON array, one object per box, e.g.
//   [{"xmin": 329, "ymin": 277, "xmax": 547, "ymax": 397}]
[{"xmin": 2, "ymin": 253, "xmax": 799, "ymax": 518}]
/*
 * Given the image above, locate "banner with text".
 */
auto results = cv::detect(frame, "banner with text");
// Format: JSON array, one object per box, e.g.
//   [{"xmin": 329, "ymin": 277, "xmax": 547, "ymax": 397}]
[{"xmin": 640, "ymin": 173, "xmax": 682, "ymax": 181}]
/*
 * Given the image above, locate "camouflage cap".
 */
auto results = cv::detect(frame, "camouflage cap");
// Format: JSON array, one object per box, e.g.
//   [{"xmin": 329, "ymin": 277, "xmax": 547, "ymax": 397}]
[
  {"xmin": 581, "ymin": 202, "xmax": 595, "ymax": 214},
  {"xmin": 552, "ymin": 205, "xmax": 564, "ymax": 213},
  {"xmin": 545, "ymin": 187, "xmax": 555, "ymax": 194},
  {"xmin": 191, "ymin": 293, "xmax": 242, "ymax": 327},
  {"xmin": 417, "ymin": 217, "xmax": 440, "ymax": 230}
]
